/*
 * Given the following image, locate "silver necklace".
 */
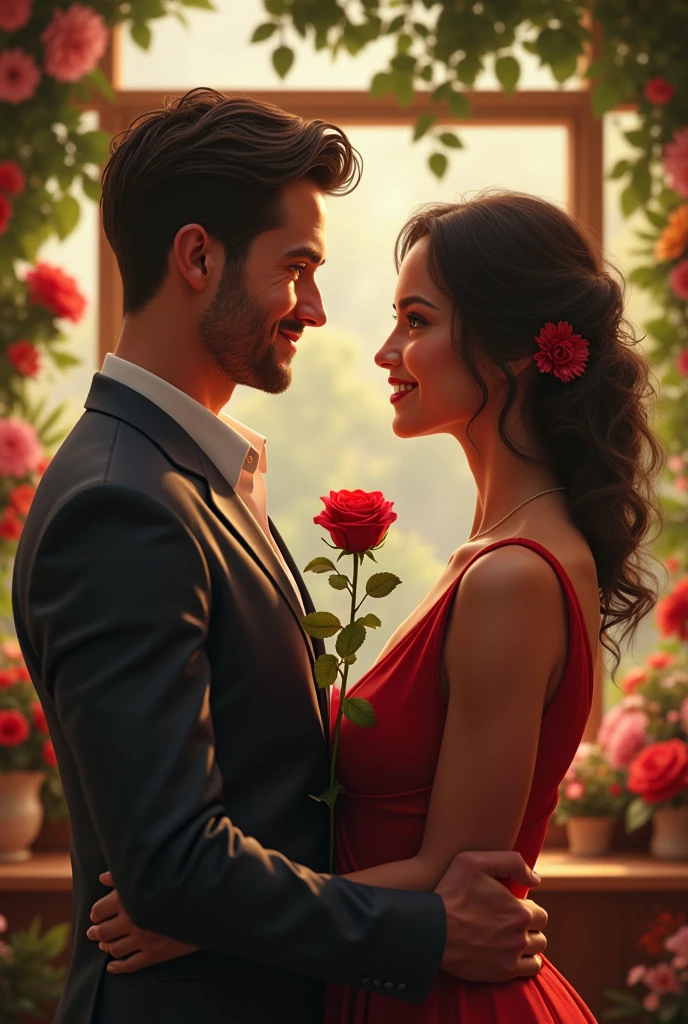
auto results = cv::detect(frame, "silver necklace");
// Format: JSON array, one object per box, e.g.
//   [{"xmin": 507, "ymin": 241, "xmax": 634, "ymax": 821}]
[{"xmin": 468, "ymin": 487, "xmax": 566, "ymax": 542}]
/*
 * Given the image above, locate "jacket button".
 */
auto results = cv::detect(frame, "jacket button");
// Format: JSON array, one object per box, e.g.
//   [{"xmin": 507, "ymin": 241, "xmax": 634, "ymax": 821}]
[
  {"xmin": 372, "ymin": 979, "xmax": 381, "ymax": 988},
  {"xmin": 397, "ymin": 983, "xmax": 407, "ymax": 994},
  {"xmin": 360, "ymin": 978, "xmax": 370, "ymax": 986},
  {"xmin": 383, "ymin": 981, "xmax": 394, "ymax": 992}
]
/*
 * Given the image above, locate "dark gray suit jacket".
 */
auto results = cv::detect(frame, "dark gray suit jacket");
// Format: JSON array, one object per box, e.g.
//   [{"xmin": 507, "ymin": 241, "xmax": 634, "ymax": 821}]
[{"xmin": 12, "ymin": 374, "xmax": 445, "ymax": 1024}]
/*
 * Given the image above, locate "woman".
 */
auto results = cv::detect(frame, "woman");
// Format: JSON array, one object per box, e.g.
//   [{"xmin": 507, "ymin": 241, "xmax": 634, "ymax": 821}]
[{"xmin": 86, "ymin": 192, "xmax": 662, "ymax": 1022}]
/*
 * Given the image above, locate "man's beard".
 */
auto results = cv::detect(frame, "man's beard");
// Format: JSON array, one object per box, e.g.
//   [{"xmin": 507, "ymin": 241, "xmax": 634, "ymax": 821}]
[{"xmin": 198, "ymin": 262, "xmax": 292, "ymax": 395}]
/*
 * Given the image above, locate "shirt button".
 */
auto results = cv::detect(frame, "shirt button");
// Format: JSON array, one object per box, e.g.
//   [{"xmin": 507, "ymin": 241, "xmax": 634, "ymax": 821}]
[
  {"xmin": 383, "ymin": 981, "xmax": 394, "ymax": 992},
  {"xmin": 397, "ymin": 983, "xmax": 407, "ymax": 994}
]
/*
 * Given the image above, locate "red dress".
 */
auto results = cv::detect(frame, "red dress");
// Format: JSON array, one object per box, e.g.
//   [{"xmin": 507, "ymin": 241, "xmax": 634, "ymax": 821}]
[{"xmin": 327, "ymin": 538, "xmax": 598, "ymax": 1024}]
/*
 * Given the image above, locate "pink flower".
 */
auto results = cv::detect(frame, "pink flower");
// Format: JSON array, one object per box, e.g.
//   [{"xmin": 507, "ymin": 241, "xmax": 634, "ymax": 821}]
[
  {"xmin": 681, "ymin": 696, "xmax": 688, "ymax": 734},
  {"xmin": 671, "ymin": 260, "xmax": 688, "ymax": 302},
  {"xmin": 668, "ymin": 456, "xmax": 685, "ymax": 473},
  {"xmin": 1, "ymin": 640, "xmax": 21, "ymax": 660},
  {"xmin": 623, "ymin": 666, "xmax": 648, "ymax": 694},
  {"xmin": 565, "ymin": 780, "xmax": 585, "ymax": 800},
  {"xmin": 0, "ymin": 417, "xmax": 42, "ymax": 477},
  {"xmin": 626, "ymin": 964, "xmax": 646, "ymax": 986},
  {"xmin": 643, "ymin": 962, "xmax": 684, "ymax": 995},
  {"xmin": 665, "ymin": 924, "xmax": 688, "ymax": 969},
  {"xmin": 0, "ymin": 47, "xmax": 40, "ymax": 103},
  {"xmin": 0, "ymin": 914, "xmax": 6, "ymax": 934},
  {"xmin": 665, "ymin": 127, "xmax": 688, "ymax": 199},
  {"xmin": 0, "ymin": 194, "xmax": 11, "ymax": 236},
  {"xmin": 678, "ymin": 348, "xmax": 688, "ymax": 377},
  {"xmin": 533, "ymin": 320, "xmax": 589, "ymax": 382},
  {"xmin": 668, "ymin": 710, "xmax": 681, "ymax": 723},
  {"xmin": 647, "ymin": 651, "xmax": 675, "ymax": 669},
  {"xmin": 643, "ymin": 992, "xmax": 660, "ymax": 1012},
  {"xmin": 41, "ymin": 4, "xmax": 108, "ymax": 84},
  {"xmin": 0, "ymin": 0, "xmax": 32, "ymax": 32},
  {"xmin": 676, "ymin": 477, "xmax": 688, "ymax": 492},
  {"xmin": 0, "ymin": 160, "xmax": 24, "ymax": 196},
  {"xmin": 601, "ymin": 709, "xmax": 649, "ymax": 769},
  {"xmin": 666, "ymin": 556, "xmax": 681, "ymax": 573}
]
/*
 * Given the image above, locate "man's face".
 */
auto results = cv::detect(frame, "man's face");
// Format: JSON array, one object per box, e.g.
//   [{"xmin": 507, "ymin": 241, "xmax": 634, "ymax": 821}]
[{"xmin": 199, "ymin": 179, "xmax": 327, "ymax": 394}]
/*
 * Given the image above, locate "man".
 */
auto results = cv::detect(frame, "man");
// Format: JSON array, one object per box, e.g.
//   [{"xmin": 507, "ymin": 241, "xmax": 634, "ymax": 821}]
[{"xmin": 12, "ymin": 89, "xmax": 547, "ymax": 1024}]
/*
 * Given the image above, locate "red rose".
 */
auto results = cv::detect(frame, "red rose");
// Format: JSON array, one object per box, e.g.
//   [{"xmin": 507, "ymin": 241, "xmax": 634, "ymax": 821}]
[
  {"xmin": 656, "ymin": 579, "xmax": 688, "ymax": 641},
  {"xmin": 9, "ymin": 483, "xmax": 35, "ymax": 516},
  {"xmin": 0, "ymin": 161, "xmax": 25, "ymax": 196},
  {"xmin": 14, "ymin": 666, "xmax": 29, "ymax": 682},
  {"xmin": 645, "ymin": 77, "xmax": 676, "ymax": 105},
  {"xmin": 0, "ymin": 194, "xmax": 11, "ymax": 236},
  {"xmin": 0, "ymin": 709, "xmax": 30, "ymax": 746},
  {"xmin": 314, "ymin": 489, "xmax": 397, "ymax": 553},
  {"xmin": 7, "ymin": 340, "xmax": 40, "ymax": 377},
  {"xmin": 608, "ymin": 782, "xmax": 623, "ymax": 797},
  {"xmin": 0, "ymin": 669, "xmax": 16, "ymax": 688},
  {"xmin": 35, "ymin": 456, "xmax": 50, "ymax": 476},
  {"xmin": 628, "ymin": 739, "xmax": 688, "ymax": 804},
  {"xmin": 25, "ymin": 262, "xmax": 86, "ymax": 323},
  {"xmin": 42, "ymin": 740, "xmax": 57, "ymax": 767},
  {"xmin": 31, "ymin": 702, "xmax": 48, "ymax": 734},
  {"xmin": 0, "ymin": 507, "xmax": 23, "ymax": 541}
]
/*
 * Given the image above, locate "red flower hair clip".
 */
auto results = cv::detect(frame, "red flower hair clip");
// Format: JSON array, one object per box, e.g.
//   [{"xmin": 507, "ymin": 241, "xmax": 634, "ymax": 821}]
[{"xmin": 533, "ymin": 321, "xmax": 589, "ymax": 382}]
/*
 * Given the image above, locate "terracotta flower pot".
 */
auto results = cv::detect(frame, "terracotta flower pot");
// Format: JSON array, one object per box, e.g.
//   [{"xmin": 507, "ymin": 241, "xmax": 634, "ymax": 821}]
[
  {"xmin": 650, "ymin": 804, "xmax": 688, "ymax": 861},
  {"xmin": 0, "ymin": 771, "xmax": 45, "ymax": 863},
  {"xmin": 565, "ymin": 815, "xmax": 615, "ymax": 857}
]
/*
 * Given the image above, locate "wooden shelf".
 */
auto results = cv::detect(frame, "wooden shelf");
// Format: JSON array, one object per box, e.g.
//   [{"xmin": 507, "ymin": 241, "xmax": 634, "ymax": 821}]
[{"xmin": 1, "ymin": 851, "xmax": 687, "ymax": 895}]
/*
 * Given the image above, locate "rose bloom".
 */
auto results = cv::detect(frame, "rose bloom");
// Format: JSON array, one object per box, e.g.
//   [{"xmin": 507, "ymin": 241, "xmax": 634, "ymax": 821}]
[
  {"xmin": 666, "ymin": 556, "xmax": 681, "ymax": 573},
  {"xmin": 643, "ymin": 992, "xmax": 660, "ymax": 1012},
  {"xmin": 665, "ymin": 126, "xmax": 688, "ymax": 199},
  {"xmin": 42, "ymin": 4, "xmax": 108, "ymax": 84},
  {"xmin": 533, "ymin": 320, "xmax": 589, "ymax": 382},
  {"xmin": 628, "ymin": 738, "xmax": 688, "ymax": 804},
  {"xmin": 645, "ymin": 77, "xmax": 676, "ymax": 104},
  {"xmin": 643, "ymin": 962, "xmax": 684, "ymax": 995},
  {"xmin": 604, "ymin": 710, "xmax": 649, "ymax": 769},
  {"xmin": 31, "ymin": 702, "xmax": 47, "ymax": 735},
  {"xmin": 657, "ymin": 579, "xmax": 688, "ymax": 641},
  {"xmin": 42, "ymin": 739, "xmax": 57, "ymax": 767},
  {"xmin": 0, "ymin": 48, "xmax": 40, "ymax": 104},
  {"xmin": 0, "ymin": 0, "xmax": 32, "ymax": 31},
  {"xmin": 647, "ymin": 651, "xmax": 675, "ymax": 669},
  {"xmin": 655, "ymin": 204, "xmax": 688, "ymax": 261},
  {"xmin": 14, "ymin": 665, "xmax": 29, "ymax": 682},
  {"xmin": 565, "ymin": 780, "xmax": 585, "ymax": 800},
  {"xmin": 9, "ymin": 482, "xmax": 35, "ymax": 516},
  {"xmin": 0, "ymin": 194, "xmax": 11, "ymax": 236},
  {"xmin": 665, "ymin": 924, "xmax": 688, "ymax": 969},
  {"xmin": 0, "ymin": 669, "xmax": 17, "ymax": 687},
  {"xmin": 0, "ymin": 506, "xmax": 23, "ymax": 541},
  {"xmin": 0, "ymin": 708, "xmax": 30, "ymax": 746},
  {"xmin": 0, "ymin": 160, "xmax": 25, "ymax": 196},
  {"xmin": 0, "ymin": 417, "xmax": 42, "ymax": 477},
  {"xmin": 670, "ymin": 260, "xmax": 688, "ymax": 302},
  {"xmin": 7, "ymin": 339, "xmax": 40, "ymax": 377},
  {"xmin": 622, "ymin": 666, "xmax": 648, "ymax": 694},
  {"xmin": 314, "ymin": 489, "xmax": 397, "ymax": 553},
  {"xmin": 677, "ymin": 348, "xmax": 688, "ymax": 378},
  {"xmin": 26, "ymin": 262, "xmax": 86, "ymax": 323},
  {"xmin": 626, "ymin": 964, "xmax": 646, "ymax": 987}
]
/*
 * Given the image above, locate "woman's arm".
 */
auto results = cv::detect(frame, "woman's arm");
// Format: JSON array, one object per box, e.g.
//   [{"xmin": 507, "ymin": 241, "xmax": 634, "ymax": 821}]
[{"xmin": 345, "ymin": 545, "xmax": 567, "ymax": 891}]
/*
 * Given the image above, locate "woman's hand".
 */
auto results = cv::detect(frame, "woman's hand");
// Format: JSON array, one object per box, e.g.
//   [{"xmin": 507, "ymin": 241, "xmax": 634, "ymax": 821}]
[{"xmin": 87, "ymin": 871, "xmax": 199, "ymax": 974}]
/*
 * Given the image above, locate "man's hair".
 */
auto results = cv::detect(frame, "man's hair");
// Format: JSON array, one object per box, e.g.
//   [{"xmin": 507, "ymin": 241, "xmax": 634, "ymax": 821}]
[{"xmin": 101, "ymin": 88, "xmax": 362, "ymax": 314}]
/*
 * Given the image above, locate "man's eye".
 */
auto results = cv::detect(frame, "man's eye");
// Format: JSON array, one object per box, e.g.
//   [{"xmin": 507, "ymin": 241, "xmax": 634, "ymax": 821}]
[{"xmin": 289, "ymin": 264, "xmax": 307, "ymax": 278}]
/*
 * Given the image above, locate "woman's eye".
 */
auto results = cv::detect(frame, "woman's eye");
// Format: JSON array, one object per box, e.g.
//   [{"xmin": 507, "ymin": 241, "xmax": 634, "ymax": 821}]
[{"xmin": 406, "ymin": 313, "xmax": 424, "ymax": 329}]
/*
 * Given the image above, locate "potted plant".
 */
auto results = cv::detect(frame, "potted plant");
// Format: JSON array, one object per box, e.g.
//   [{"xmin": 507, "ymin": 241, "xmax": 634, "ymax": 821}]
[
  {"xmin": 604, "ymin": 910, "xmax": 688, "ymax": 1019},
  {"xmin": 555, "ymin": 742, "xmax": 628, "ymax": 856},
  {"xmin": 0, "ymin": 912, "xmax": 67, "ymax": 1021},
  {"xmin": 0, "ymin": 645, "xmax": 55, "ymax": 863},
  {"xmin": 610, "ymin": 646, "xmax": 688, "ymax": 860}
]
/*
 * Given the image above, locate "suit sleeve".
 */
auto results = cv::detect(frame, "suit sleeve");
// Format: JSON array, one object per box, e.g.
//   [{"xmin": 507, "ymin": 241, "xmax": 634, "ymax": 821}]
[{"xmin": 24, "ymin": 484, "xmax": 445, "ymax": 1002}]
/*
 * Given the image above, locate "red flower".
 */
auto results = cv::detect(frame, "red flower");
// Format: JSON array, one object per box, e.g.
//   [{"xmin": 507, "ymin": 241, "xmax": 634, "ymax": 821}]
[
  {"xmin": 0, "ymin": 506, "xmax": 23, "ymax": 541},
  {"xmin": 628, "ymin": 739, "xmax": 688, "ymax": 804},
  {"xmin": 31, "ymin": 701, "xmax": 48, "ymax": 734},
  {"xmin": 26, "ymin": 263, "xmax": 86, "ymax": 323},
  {"xmin": 14, "ymin": 665, "xmax": 29, "ymax": 682},
  {"xmin": 35, "ymin": 456, "xmax": 50, "ymax": 476},
  {"xmin": 622, "ymin": 666, "xmax": 648, "ymax": 694},
  {"xmin": 7, "ymin": 339, "xmax": 40, "ymax": 377},
  {"xmin": 533, "ymin": 321, "xmax": 589, "ymax": 382},
  {"xmin": 0, "ymin": 194, "xmax": 11, "ymax": 236},
  {"xmin": 656, "ymin": 579, "xmax": 688, "ymax": 641},
  {"xmin": 42, "ymin": 739, "xmax": 57, "ymax": 767},
  {"xmin": 666, "ymin": 556, "xmax": 681, "ymax": 574},
  {"xmin": 314, "ymin": 489, "xmax": 397, "ymax": 553},
  {"xmin": 9, "ymin": 483, "xmax": 35, "ymax": 516},
  {"xmin": 0, "ymin": 669, "xmax": 17, "ymax": 687},
  {"xmin": 647, "ymin": 651, "xmax": 675, "ymax": 669},
  {"xmin": 608, "ymin": 782, "xmax": 623, "ymax": 797},
  {"xmin": 645, "ymin": 77, "xmax": 676, "ymax": 105},
  {"xmin": 639, "ymin": 912, "xmax": 687, "ymax": 956},
  {"xmin": 0, "ymin": 161, "xmax": 25, "ymax": 196},
  {"xmin": 677, "ymin": 348, "xmax": 688, "ymax": 378},
  {"xmin": 0, "ymin": 708, "xmax": 30, "ymax": 746}
]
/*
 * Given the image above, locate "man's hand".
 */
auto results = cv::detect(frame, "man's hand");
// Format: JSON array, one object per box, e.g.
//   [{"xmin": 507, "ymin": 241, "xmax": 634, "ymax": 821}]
[{"xmin": 435, "ymin": 851, "xmax": 547, "ymax": 983}]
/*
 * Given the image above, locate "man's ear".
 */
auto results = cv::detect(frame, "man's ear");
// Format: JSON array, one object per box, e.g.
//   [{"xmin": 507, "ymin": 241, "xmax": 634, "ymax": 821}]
[{"xmin": 172, "ymin": 223, "xmax": 222, "ymax": 293}]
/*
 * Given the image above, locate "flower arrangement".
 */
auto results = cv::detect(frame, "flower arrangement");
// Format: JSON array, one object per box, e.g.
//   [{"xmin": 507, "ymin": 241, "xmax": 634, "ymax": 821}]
[
  {"xmin": 0, "ymin": 640, "xmax": 53, "ymax": 774},
  {"xmin": 0, "ymin": 912, "xmax": 68, "ymax": 1022},
  {"xmin": 554, "ymin": 742, "xmax": 628, "ymax": 825},
  {"xmin": 301, "ymin": 488, "xmax": 400, "ymax": 870},
  {"xmin": 605, "ymin": 911, "xmax": 688, "ymax": 1020}
]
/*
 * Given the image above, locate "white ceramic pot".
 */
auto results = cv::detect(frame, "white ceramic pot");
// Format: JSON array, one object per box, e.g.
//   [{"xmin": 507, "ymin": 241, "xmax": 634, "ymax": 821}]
[
  {"xmin": 650, "ymin": 804, "xmax": 688, "ymax": 861},
  {"xmin": 0, "ymin": 771, "xmax": 45, "ymax": 863},
  {"xmin": 565, "ymin": 815, "xmax": 615, "ymax": 857}
]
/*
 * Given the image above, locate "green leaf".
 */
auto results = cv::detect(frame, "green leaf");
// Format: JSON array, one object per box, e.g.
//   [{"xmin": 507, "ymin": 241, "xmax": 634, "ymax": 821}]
[
  {"xmin": 393, "ymin": 71, "xmax": 414, "ymax": 107},
  {"xmin": 364, "ymin": 550, "xmax": 377, "ymax": 561},
  {"xmin": 369, "ymin": 71, "xmax": 394, "ymax": 98},
  {"xmin": 632, "ymin": 161, "xmax": 652, "ymax": 204},
  {"xmin": 592, "ymin": 80, "xmax": 622, "ymax": 117},
  {"xmin": 495, "ymin": 55, "xmax": 520, "ymax": 94},
  {"xmin": 447, "ymin": 89, "xmax": 470, "ymax": 119},
  {"xmin": 645, "ymin": 318, "xmax": 676, "ymax": 344},
  {"xmin": 180, "ymin": 0, "xmax": 215, "ymax": 8},
  {"xmin": 130, "ymin": 22, "xmax": 152, "ymax": 50},
  {"xmin": 77, "ymin": 129, "xmax": 112, "ymax": 165},
  {"xmin": 386, "ymin": 14, "xmax": 405, "ymax": 33},
  {"xmin": 359, "ymin": 613, "xmax": 382, "ymax": 629},
  {"xmin": 429, "ymin": 152, "xmax": 447, "ymax": 179},
  {"xmin": 624, "ymin": 129, "xmax": 646, "ymax": 148},
  {"xmin": 300, "ymin": 611, "xmax": 341, "ymax": 638},
  {"xmin": 439, "ymin": 131, "xmax": 462, "ymax": 149},
  {"xmin": 39, "ymin": 923, "xmax": 69, "ymax": 958},
  {"xmin": 328, "ymin": 573, "xmax": 350, "ymax": 591},
  {"xmin": 85, "ymin": 66, "xmax": 115, "ymax": 102},
  {"xmin": 625, "ymin": 797, "xmax": 654, "ymax": 832},
  {"xmin": 365, "ymin": 572, "xmax": 402, "ymax": 598},
  {"xmin": 264, "ymin": 0, "xmax": 286, "ymax": 13},
  {"xmin": 620, "ymin": 184, "xmax": 640, "ymax": 218},
  {"xmin": 413, "ymin": 113, "xmax": 435, "ymax": 141},
  {"xmin": 303, "ymin": 556, "xmax": 337, "ymax": 574},
  {"xmin": 342, "ymin": 697, "xmax": 376, "ymax": 728},
  {"xmin": 81, "ymin": 172, "xmax": 101, "ymax": 202},
  {"xmin": 314, "ymin": 653, "xmax": 339, "ymax": 689},
  {"xmin": 272, "ymin": 45, "xmax": 294, "ymax": 78},
  {"xmin": 252, "ymin": 22, "xmax": 277, "ymax": 42},
  {"xmin": 50, "ymin": 351, "xmax": 81, "ymax": 369},
  {"xmin": 309, "ymin": 781, "xmax": 344, "ymax": 809},
  {"xmin": 52, "ymin": 195, "xmax": 80, "ymax": 241},
  {"xmin": 608, "ymin": 159, "xmax": 631, "ymax": 180},
  {"xmin": 645, "ymin": 209, "xmax": 666, "ymax": 230},
  {"xmin": 336, "ymin": 621, "xmax": 366, "ymax": 659}
]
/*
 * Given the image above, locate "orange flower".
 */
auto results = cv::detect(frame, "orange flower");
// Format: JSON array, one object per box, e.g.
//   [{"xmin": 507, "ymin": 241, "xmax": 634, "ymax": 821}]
[
  {"xmin": 655, "ymin": 204, "xmax": 688, "ymax": 261},
  {"xmin": 9, "ymin": 483, "xmax": 35, "ymax": 516}
]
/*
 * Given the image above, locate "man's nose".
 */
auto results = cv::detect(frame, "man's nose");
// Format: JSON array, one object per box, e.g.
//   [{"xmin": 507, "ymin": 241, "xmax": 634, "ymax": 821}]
[{"xmin": 296, "ymin": 284, "xmax": 327, "ymax": 328}]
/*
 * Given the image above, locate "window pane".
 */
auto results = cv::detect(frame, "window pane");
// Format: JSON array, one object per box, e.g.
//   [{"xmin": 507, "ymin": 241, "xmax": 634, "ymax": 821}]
[{"xmin": 121, "ymin": 0, "xmax": 582, "ymax": 92}]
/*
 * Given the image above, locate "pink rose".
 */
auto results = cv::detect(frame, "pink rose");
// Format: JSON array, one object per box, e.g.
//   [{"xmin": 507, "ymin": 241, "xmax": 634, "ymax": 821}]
[
  {"xmin": 0, "ymin": 0, "xmax": 32, "ymax": 32},
  {"xmin": 643, "ymin": 962, "xmax": 683, "ymax": 995},
  {"xmin": 643, "ymin": 992, "xmax": 660, "ymax": 1012},
  {"xmin": 670, "ymin": 260, "xmax": 688, "ymax": 302},
  {"xmin": 665, "ymin": 126, "xmax": 688, "ymax": 199},
  {"xmin": 626, "ymin": 964, "xmax": 646, "ymax": 987},
  {"xmin": 665, "ymin": 924, "xmax": 688, "ymax": 969},
  {"xmin": 565, "ymin": 780, "xmax": 585, "ymax": 800},
  {"xmin": 41, "ymin": 4, "xmax": 108, "ymax": 84},
  {"xmin": 0, "ymin": 417, "xmax": 42, "ymax": 477},
  {"xmin": 604, "ymin": 710, "xmax": 649, "ymax": 769},
  {"xmin": 666, "ymin": 556, "xmax": 681, "ymax": 573},
  {"xmin": 0, "ymin": 47, "xmax": 40, "ymax": 104},
  {"xmin": 681, "ymin": 696, "xmax": 688, "ymax": 735}
]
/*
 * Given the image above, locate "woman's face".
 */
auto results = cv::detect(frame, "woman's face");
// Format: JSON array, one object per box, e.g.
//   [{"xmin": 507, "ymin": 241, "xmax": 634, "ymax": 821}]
[{"xmin": 375, "ymin": 237, "xmax": 484, "ymax": 440}]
